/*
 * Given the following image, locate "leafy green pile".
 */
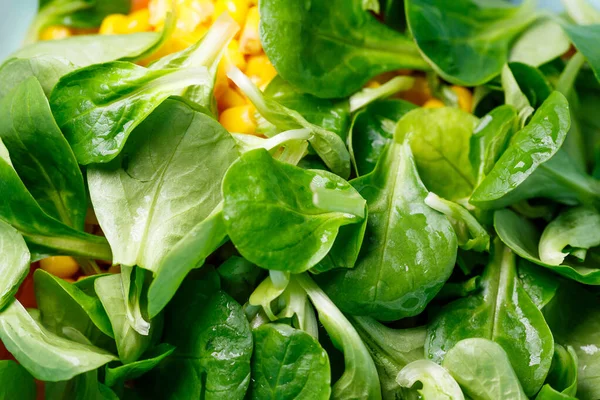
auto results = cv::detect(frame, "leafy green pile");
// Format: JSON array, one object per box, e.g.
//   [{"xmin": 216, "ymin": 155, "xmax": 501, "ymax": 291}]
[{"xmin": 1, "ymin": 0, "xmax": 600, "ymax": 399}]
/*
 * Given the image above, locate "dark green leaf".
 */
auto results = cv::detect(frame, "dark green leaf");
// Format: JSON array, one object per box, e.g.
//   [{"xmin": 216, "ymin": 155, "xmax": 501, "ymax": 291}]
[
  {"xmin": 562, "ymin": 24, "xmax": 600, "ymax": 83},
  {"xmin": 320, "ymin": 142, "xmax": 457, "ymax": 321},
  {"xmin": 251, "ymin": 324, "xmax": 330, "ymax": 400},
  {"xmin": 0, "ymin": 77, "xmax": 86, "ymax": 228},
  {"xmin": 222, "ymin": 148, "xmax": 366, "ymax": 273},
  {"xmin": 349, "ymin": 99, "xmax": 416, "ymax": 176},
  {"xmin": 0, "ymin": 360, "xmax": 36, "ymax": 400},
  {"xmin": 259, "ymin": 0, "xmax": 428, "ymax": 98},
  {"xmin": 104, "ymin": 343, "xmax": 175, "ymax": 388},
  {"xmin": 426, "ymin": 240, "xmax": 554, "ymax": 396},
  {"xmin": 406, "ymin": 0, "xmax": 537, "ymax": 85}
]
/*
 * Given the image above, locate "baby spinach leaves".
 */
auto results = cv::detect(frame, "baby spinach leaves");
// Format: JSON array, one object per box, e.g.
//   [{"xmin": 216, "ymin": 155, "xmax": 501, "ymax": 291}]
[
  {"xmin": 104, "ymin": 343, "xmax": 175, "ymax": 388},
  {"xmin": 426, "ymin": 240, "xmax": 554, "ymax": 396},
  {"xmin": 0, "ymin": 77, "xmax": 86, "ymax": 229},
  {"xmin": 0, "ymin": 300, "xmax": 117, "ymax": 381},
  {"xmin": 395, "ymin": 107, "xmax": 479, "ymax": 201},
  {"xmin": 443, "ymin": 338, "xmax": 528, "ymax": 400},
  {"xmin": 536, "ymin": 344, "xmax": 578, "ymax": 399},
  {"xmin": 0, "ymin": 221, "xmax": 30, "ymax": 311},
  {"xmin": 259, "ymin": 0, "xmax": 428, "ymax": 98},
  {"xmin": 320, "ymin": 142, "xmax": 457, "ymax": 321},
  {"xmin": 471, "ymin": 92, "xmax": 574, "ymax": 208},
  {"xmin": 146, "ymin": 277, "xmax": 253, "ymax": 399},
  {"xmin": 222, "ymin": 149, "xmax": 366, "ymax": 273},
  {"xmin": 406, "ymin": 0, "xmax": 538, "ymax": 86},
  {"xmin": 495, "ymin": 208, "xmax": 600, "ymax": 284},
  {"xmin": 51, "ymin": 15, "xmax": 236, "ymax": 164},
  {"xmin": 87, "ymin": 99, "xmax": 237, "ymax": 316},
  {"xmin": 251, "ymin": 324, "xmax": 331, "ymax": 399}
]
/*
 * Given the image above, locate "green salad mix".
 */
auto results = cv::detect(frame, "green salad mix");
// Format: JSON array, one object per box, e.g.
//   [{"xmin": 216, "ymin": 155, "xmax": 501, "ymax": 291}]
[{"xmin": 1, "ymin": 0, "xmax": 600, "ymax": 399}]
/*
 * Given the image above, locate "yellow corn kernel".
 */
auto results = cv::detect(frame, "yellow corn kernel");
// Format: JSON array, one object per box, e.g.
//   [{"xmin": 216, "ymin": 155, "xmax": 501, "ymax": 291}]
[
  {"xmin": 218, "ymin": 88, "xmax": 246, "ymax": 111},
  {"xmin": 399, "ymin": 76, "xmax": 432, "ymax": 106},
  {"xmin": 126, "ymin": 9, "xmax": 151, "ymax": 33},
  {"xmin": 451, "ymin": 86, "xmax": 473, "ymax": 113},
  {"xmin": 40, "ymin": 256, "xmax": 79, "ymax": 279},
  {"xmin": 223, "ymin": 40, "xmax": 247, "ymax": 71},
  {"xmin": 365, "ymin": 80, "xmax": 381, "ymax": 89},
  {"xmin": 239, "ymin": 6, "xmax": 261, "ymax": 55},
  {"xmin": 150, "ymin": 0, "xmax": 213, "ymax": 31},
  {"xmin": 99, "ymin": 14, "xmax": 129, "ymax": 35},
  {"xmin": 423, "ymin": 99, "xmax": 445, "ymax": 108},
  {"xmin": 214, "ymin": 0, "xmax": 249, "ymax": 27},
  {"xmin": 108, "ymin": 265, "xmax": 121, "ymax": 274},
  {"xmin": 40, "ymin": 26, "xmax": 72, "ymax": 41},
  {"xmin": 214, "ymin": 64, "xmax": 230, "ymax": 99},
  {"xmin": 246, "ymin": 54, "xmax": 277, "ymax": 87},
  {"xmin": 219, "ymin": 105, "xmax": 257, "ymax": 134}
]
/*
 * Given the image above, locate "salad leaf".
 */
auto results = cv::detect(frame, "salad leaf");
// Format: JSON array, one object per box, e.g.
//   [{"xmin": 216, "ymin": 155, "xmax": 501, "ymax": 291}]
[
  {"xmin": 0, "ymin": 360, "xmax": 36, "ymax": 400},
  {"xmin": 296, "ymin": 273, "xmax": 382, "ymax": 400},
  {"xmin": 470, "ymin": 92, "xmax": 574, "ymax": 208},
  {"xmin": 349, "ymin": 99, "xmax": 417, "ymax": 176},
  {"xmin": 259, "ymin": 0, "xmax": 428, "ymax": 98},
  {"xmin": 0, "ymin": 300, "xmax": 117, "ymax": 381},
  {"xmin": 0, "ymin": 221, "xmax": 30, "ymax": 311},
  {"xmin": 406, "ymin": 0, "xmax": 538, "ymax": 86},
  {"xmin": 222, "ymin": 148, "xmax": 366, "ymax": 273},
  {"xmin": 397, "ymin": 360, "xmax": 464, "ymax": 400},
  {"xmin": 510, "ymin": 19, "xmax": 571, "ymax": 67},
  {"xmin": 426, "ymin": 239, "xmax": 554, "ymax": 396},
  {"xmin": 144, "ymin": 277, "xmax": 253, "ymax": 399},
  {"xmin": 45, "ymin": 369, "xmax": 118, "ymax": 400},
  {"xmin": 104, "ymin": 343, "xmax": 175, "ymax": 388},
  {"xmin": 227, "ymin": 67, "xmax": 352, "ymax": 178},
  {"xmin": 0, "ymin": 77, "xmax": 86, "ymax": 229},
  {"xmin": 352, "ymin": 317, "xmax": 426, "ymax": 400},
  {"xmin": 95, "ymin": 274, "xmax": 155, "ymax": 365},
  {"xmin": 320, "ymin": 142, "xmax": 457, "ymax": 321},
  {"xmin": 87, "ymin": 98, "xmax": 237, "ymax": 315},
  {"xmin": 0, "ymin": 139, "xmax": 111, "ymax": 260},
  {"xmin": 251, "ymin": 323, "xmax": 331, "ymax": 399},
  {"xmin": 394, "ymin": 107, "xmax": 479, "ymax": 201},
  {"xmin": 34, "ymin": 269, "xmax": 113, "ymax": 342},
  {"xmin": 562, "ymin": 24, "xmax": 600, "ymax": 83},
  {"xmin": 495, "ymin": 208, "xmax": 600, "ymax": 284},
  {"xmin": 539, "ymin": 206, "xmax": 600, "ymax": 266},
  {"xmin": 443, "ymin": 338, "xmax": 528, "ymax": 400},
  {"xmin": 536, "ymin": 344, "xmax": 578, "ymax": 399}
]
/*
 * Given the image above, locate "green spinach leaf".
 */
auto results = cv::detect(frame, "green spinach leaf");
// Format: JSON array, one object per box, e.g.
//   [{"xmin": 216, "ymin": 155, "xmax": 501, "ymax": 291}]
[
  {"xmin": 0, "ymin": 300, "xmax": 116, "ymax": 381},
  {"xmin": 0, "ymin": 221, "xmax": 30, "ymax": 311},
  {"xmin": 510, "ymin": 19, "xmax": 571, "ymax": 67},
  {"xmin": 406, "ymin": 0, "xmax": 538, "ymax": 85},
  {"xmin": 104, "ymin": 343, "xmax": 175, "ymax": 388},
  {"xmin": 562, "ymin": 24, "xmax": 600, "ymax": 83},
  {"xmin": 222, "ymin": 148, "xmax": 366, "ymax": 273},
  {"xmin": 536, "ymin": 344, "xmax": 578, "ymax": 399},
  {"xmin": 539, "ymin": 206, "xmax": 600, "ymax": 266},
  {"xmin": 0, "ymin": 360, "xmax": 37, "ymax": 400},
  {"xmin": 395, "ymin": 107, "xmax": 479, "ymax": 201},
  {"xmin": 259, "ymin": 0, "xmax": 428, "ymax": 98},
  {"xmin": 95, "ymin": 274, "xmax": 156, "ymax": 364},
  {"xmin": 45, "ymin": 369, "xmax": 118, "ymax": 400},
  {"xmin": 443, "ymin": 338, "xmax": 528, "ymax": 400},
  {"xmin": 0, "ymin": 77, "xmax": 86, "ymax": 229},
  {"xmin": 0, "ymin": 139, "xmax": 111, "ymax": 260},
  {"xmin": 144, "ymin": 277, "xmax": 253, "ymax": 399},
  {"xmin": 426, "ymin": 239, "xmax": 554, "ymax": 396},
  {"xmin": 320, "ymin": 142, "xmax": 457, "ymax": 321},
  {"xmin": 87, "ymin": 99, "xmax": 237, "ymax": 317},
  {"xmin": 251, "ymin": 323, "xmax": 331, "ymax": 400},
  {"xmin": 228, "ymin": 67, "xmax": 351, "ymax": 178},
  {"xmin": 495, "ymin": 208, "xmax": 600, "ymax": 284},
  {"xmin": 349, "ymin": 99, "xmax": 417, "ymax": 176},
  {"xmin": 352, "ymin": 317, "xmax": 426, "ymax": 400}
]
